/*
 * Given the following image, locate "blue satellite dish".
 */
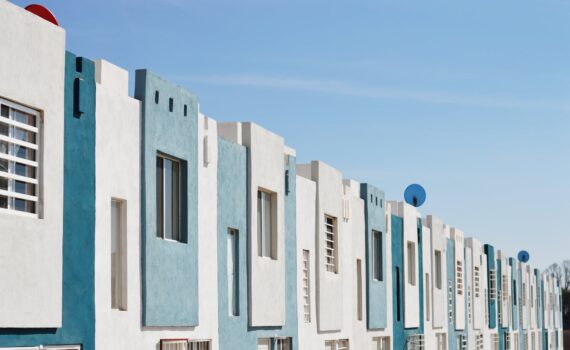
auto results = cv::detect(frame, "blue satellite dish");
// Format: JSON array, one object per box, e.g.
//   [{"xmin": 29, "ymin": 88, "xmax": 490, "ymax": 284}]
[
  {"xmin": 404, "ymin": 184, "xmax": 426, "ymax": 208},
  {"xmin": 518, "ymin": 250, "xmax": 530, "ymax": 263}
]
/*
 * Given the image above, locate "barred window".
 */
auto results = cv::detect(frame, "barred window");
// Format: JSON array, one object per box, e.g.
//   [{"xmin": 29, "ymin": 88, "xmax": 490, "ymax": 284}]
[
  {"xmin": 0, "ymin": 98, "xmax": 40, "ymax": 217},
  {"xmin": 324, "ymin": 215, "xmax": 338, "ymax": 273}
]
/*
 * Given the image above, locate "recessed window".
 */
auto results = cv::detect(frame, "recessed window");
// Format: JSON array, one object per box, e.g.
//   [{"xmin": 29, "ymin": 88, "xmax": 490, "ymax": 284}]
[
  {"xmin": 373, "ymin": 337, "xmax": 391, "ymax": 350},
  {"xmin": 155, "ymin": 91, "xmax": 159, "ymax": 104},
  {"xmin": 184, "ymin": 104, "xmax": 188, "ymax": 117},
  {"xmin": 407, "ymin": 241, "xmax": 416, "ymax": 286},
  {"xmin": 357, "ymin": 259, "xmax": 363, "ymax": 321},
  {"xmin": 157, "ymin": 154, "xmax": 183, "ymax": 242},
  {"xmin": 435, "ymin": 250, "xmax": 442, "ymax": 290},
  {"xmin": 257, "ymin": 189, "xmax": 276, "ymax": 259},
  {"xmin": 372, "ymin": 230, "xmax": 383, "ymax": 281},
  {"xmin": 425, "ymin": 273, "xmax": 430, "ymax": 321},
  {"xmin": 227, "ymin": 228, "xmax": 239, "ymax": 316},
  {"xmin": 111, "ymin": 199, "xmax": 127, "ymax": 311},
  {"xmin": 0, "ymin": 98, "xmax": 40, "ymax": 217},
  {"xmin": 456, "ymin": 260, "xmax": 463, "ymax": 295},
  {"xmin": 169, "ymin": 98, "xmax": 174, "ymax": 112},
  {"xmin": 324, "ymin": 214, "xmax": 338, "ymax": 273},
  {"xmin": 302, "ymin": 249, "xmax": 311, "ymax": 323}
]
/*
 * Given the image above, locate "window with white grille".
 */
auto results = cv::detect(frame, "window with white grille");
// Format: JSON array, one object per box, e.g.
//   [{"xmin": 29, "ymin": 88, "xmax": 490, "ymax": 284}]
[
  {"xmin": 324, "ymin": 340, "xmax": 335, "ymax": 350},
  {"xmin": 0, "ymin": 98, "xmax": 41, "ymax": 216},
  {"xmin": 491, "ymin": 334, "xmax": 499, "ymax": 350},
  {"xmin": 407, "ymin": 334, "xmax": 424, "ymax": 350},
  {"xmin": 161, "ymin": 339, "xmax": 188, "ymax": 350},
  {"xmin": 448, "ymin": 280, "xmax": 454, "ymax": 323},
  {"xmin": 189, "ymin": 341, "xmax": 211, "ymax": 350},
  {"xmin": 456, "ymin": 260, "xmax": 463, "ymax": 295},
  {"xmin": 372, "ymin": 337, "xmax": 391, "ymax": 350},
  {"xmin": 324, "ymin": 215, "xmax": 337, "ymax": 273},
  {"xmin": 302, "ymin": 249, "xmax": 311, "ymax": 323},
  {"xmin": 474, "ymin": 266, "xmax": 480, "ymax": 298},
  {"xmin": 476, "ymin": 333, "xmax": 484, "ymax": 350},
  {"xmin": 502, "ymin": 275, "xmax": 508, "ymax": 302},
  {"xmin": 489, "ymin": 270, "xmax": 497, "ymax": 300}
]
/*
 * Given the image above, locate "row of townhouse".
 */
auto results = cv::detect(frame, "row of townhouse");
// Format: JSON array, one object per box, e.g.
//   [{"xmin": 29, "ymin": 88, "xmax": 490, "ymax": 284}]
[{"xmin": 0, "ymin": 1, "xmax": 564, "ymax": 350}]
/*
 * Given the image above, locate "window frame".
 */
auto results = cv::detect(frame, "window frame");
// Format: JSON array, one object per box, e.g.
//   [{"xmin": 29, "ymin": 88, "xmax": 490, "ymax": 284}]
[
  {"xmin": 257, "ymin": 188, "xmax": 277, "ymax": 259},
  {"xmin": 407, "ymin": 241, "xmax": 416, "ymax": 286},
  {"xmin": 111, "ymin": 198, "xmax": 127, "ymax": 311},
  {"xmin": 156, "ymin": 152, "xmax": 183, "ymax": 242},
  {"xmin": 227, "ymin": 228, "xmax": 239, "ymax": 316},
  {"xmin": 372, "ymin": 230, "xmax": 383, "ymax": 281},
  {"xmin": 302, "ymin": 249, "xmax": 311, "ymax": 323},
  {"xmin": 434, "ymin": 250, "xmax": 443, "ymax": 290},
  {"xmin": 324, "ymin": 214, "xmax": 338, "ymax": 274},
  {"xmin": 0, "ymin": 97, "xmax": 42, "ymax": 218}
]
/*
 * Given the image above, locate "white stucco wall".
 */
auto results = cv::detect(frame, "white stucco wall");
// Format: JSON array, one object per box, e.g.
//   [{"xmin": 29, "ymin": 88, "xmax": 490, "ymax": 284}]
[
  {"xmin": 94, "ymin": 61, "xmax": 219, "ymax": 350},
  {"xmin": 451, "ymin": 228, "xmax": 466, "ymax": 331},
  {"xmin": 298, "ymin": 161, "xmax": 345, "ymax": 333},
  {"xmin": 0, "ymin": 0, "xmax": 65, "ymax": 328},
  {"xmin": 425, "ymin": 215, "xmax": 449, "ymax": 331},
  {"xmin": 241, "ymin": 122, "xmax": 286, "ymax": 327}
]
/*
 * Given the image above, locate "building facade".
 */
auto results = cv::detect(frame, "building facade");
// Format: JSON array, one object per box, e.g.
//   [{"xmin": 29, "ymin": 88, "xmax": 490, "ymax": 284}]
[{"xmin": 0, "ymin": 1, "xmax": 564, "ymax": 349}]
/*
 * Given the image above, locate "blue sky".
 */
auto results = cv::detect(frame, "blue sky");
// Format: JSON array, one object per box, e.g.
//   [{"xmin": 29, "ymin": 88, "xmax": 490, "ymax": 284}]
[{"xmin": 14, "ymin": 0, "xmax": 570, "ymax": 268}]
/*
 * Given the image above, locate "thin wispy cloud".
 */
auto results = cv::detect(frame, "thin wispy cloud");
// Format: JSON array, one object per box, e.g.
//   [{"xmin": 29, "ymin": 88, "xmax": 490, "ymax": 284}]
[{"xmin": 173, "ymin": 74, "xmax": 570, "ymax": 112}]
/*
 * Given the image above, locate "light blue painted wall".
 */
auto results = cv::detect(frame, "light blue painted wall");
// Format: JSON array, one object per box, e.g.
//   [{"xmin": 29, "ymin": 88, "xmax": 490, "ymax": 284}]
[
  {"xmin": 135, "ymin": 70, "xmax": 199, "ymax": 326},
  {"xmin": 446, "ymin": 238, "xmax": 468, "ymax": 350},
  {"xmin": 360, "ymin": 184, "xmax": 387, "ymax": 330},
  {"xmin": 391, "ymin": 215, "xmax": 424, "ymax": 350},
  {"xmin": 217, "ymin": 138, "xmax": 298, "ymax": 350},
  {"xmin": 0, "ymin": 52, "xmax": 96, "ymax": 350}
]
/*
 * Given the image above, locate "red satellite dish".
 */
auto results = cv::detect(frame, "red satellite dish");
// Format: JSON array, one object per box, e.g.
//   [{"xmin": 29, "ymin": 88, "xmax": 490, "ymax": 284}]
[{"xmin": 25, "ymin": 4, "xmax": 59, "ymax": 26}]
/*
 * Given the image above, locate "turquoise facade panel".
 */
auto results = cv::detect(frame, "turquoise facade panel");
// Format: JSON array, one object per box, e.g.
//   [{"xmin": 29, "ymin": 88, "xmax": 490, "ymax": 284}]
[
  {"xmin": 0, "ymin": 52, "xmax": 96, "ymax": 350},
  {"xmin": 135, "ymin": 70, "xmax": 199, "ymax": 326},
  {"xmin": 485, "ymin": 244, "xmax": 497, "ymax": 329},
  {"xmin": 217, "ymin": 138, "xmax": 298, "ymax": 350},
  {"xmin": 360, "ymin": 184, "xmax": 387, "ymax": 330},
  {"xmin": 446, "ymin": 238, "xmax": 467, "ymax": 350},
  {"xmin": 391, "ymin": 215, "xmax": 424, "ymax": 350}
]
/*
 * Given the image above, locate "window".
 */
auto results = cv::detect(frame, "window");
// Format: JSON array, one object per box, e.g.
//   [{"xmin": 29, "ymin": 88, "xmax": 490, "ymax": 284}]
[
  {"xmin": 258, "ymin": 189, "xmax": 276, "ymax": 259},
  {"xmin": 498, "ymin": 289, "xmax": 503, "ymax": 324},
  {"xmin": 502, "ymin": 275, "xmax": 508, "ymax": 303},
  {"xmin": 372, "ymin": 230, "xmax": 383, "ymax": 281},
  {"xmin": 513, "ymin": 280, "xmax": 517, "ymax": 306},
  {"xmin": 357, "ymin": 259, "xmax": 362, "ymax": 321},
  {"xmin": 325, "ymin": 340, "xmax": 335, "ymax": 350},
  {"xmin": 436, "ymin": 333, "xmax": 447, "ymax": 350},
  {"xmin": 435, "ymin": 250, "xmax": 442, "ymax": 289},
  {"xmin": 489, "ymin": 270, "xmax": 497, "ymax": 300},
  {"xmin": 514, "ymin": 333, "xmax": 519, "ymax": 350},
  {"xmin": 448, "ymin": 280, "xmax": 454, "ymax": 323},
  {"xmin": 161, "ymin": 339, "xmax": 188, "ymax": 350},
  {"xmin": 474, "ymin": 266, "xmax": 480, "ymax": 298},
  {"xmin": 111, "ymin": 199, "xmax": 127, "ymax": 310},
  {"xmin": 372, "ymin": 337, "xmax": 391, "ymax": 350},
  {"xmin": 257, "ymin": 339, "xmax": 271, "ymax": 350},
  {"xmin": 0, "ymin": 98, "xmax": 40, "ymax": 216},
  {"xmin": 425, "ymin": 273, "xmax": 430, "ymax": 322},
  {"xmin": 456, "ymin": 260, "xmax": 463, "ymax": 295},
  {"xmin": 275, "ymin": 338, "xmax": 291, "ymax": 350},
  {"xmin": 228, "ymin": 228, "xmax": 239, "ymax": 316},
  {"xmin": 491, "ymin": 334, "xmax": 499, "ymax": 350},
  {"xmin": 407, "ymin": 241, "xmax": 416, "ymax": 285},
  {"xmin": 407, "ymin": 334, "xmax": 424, "ymax": 350},
  {"xmin": 337, "ymin": 339, "xmax": 349, "ymax": 350},
  {"xmin": 188, "ymin": 341, "xmax": 210, "ymax": 350},
  {"xmin": 324, "ymin": 214, "xmax": 337, "ymax": 273},
  {"xmin": 184, "ymin": 104, "xmax": 188, "ymax": 117},
  {"xmin": 154, "ymin": 90, "xmax": 159, "ymax": 104},
  {"xmin": 504, "ymin": 332, "xmax": 511, "ymax": 350},
  {"xmin": 157, "ymin": 154, "xmax": 182, "ymax": 241},
  {"xmin": 457, "ymin": 335, "xmax": 467, "ymax": 350},
  {"xmin": 302, "ymin": 249, "xmax": 311, "ymax": 323},
  {"xmin": 522, "ymin": 283, "xmax": 527, "ymax": 306},
  {"xmin": 396, "ymin": 267, "xmax": 401, "ymax": 322},
  {"xmin": 169, "ymin": 98, "xmax": 174, "ymax": 112},
  {"xmin": 476, "ymin": 333, "xmax": 484, "ymax": 350}
]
